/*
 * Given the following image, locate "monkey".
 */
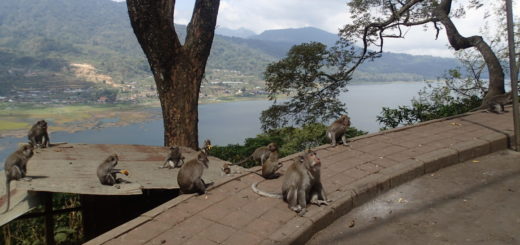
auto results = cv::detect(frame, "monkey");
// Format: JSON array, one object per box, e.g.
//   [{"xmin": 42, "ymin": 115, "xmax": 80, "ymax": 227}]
[
  {"xmin": 221, "ymin": 163, "xmax": 232, "ymax": 175},
  {"xmin": 3, "ymin": 144, "xmax": 34, "ymax": 213},
  {"xmin": 201, "ymin": 139, "xmax": 212, "ymax": 155},
  {"xmin": 251, "ymin": 150, "xmax": 328, "ymax": 216},
  {"xmin": 27, "ymin": 120, "xmax": 50, "ymax": 148},
  {"xmin": 234, "ymin": 143, "xmax": 278, "ymax": 166},
  {"xmin": 177, "ymin": 151, "xmax": 212, "ymax": 195},
  {"xmin": 327, "ymin": 115, "xmax": 350, "ymax": 146},
  {"xmin": 486, "ymin": 92, "xmax": 513, "ymax": 113},
  {"xmin": 160, "ymin": 146, "xmax": 185, "ymax": 169},
  {"xmin": 260, "ymin": 150, "xmax": 282, "ymax": 179},
  {"xmin": 96, "ymin": 154, "xmax": 129, "ymax": 186},
  {"xmin": 470, "ymin": 92, "xmax": 513, "ymax": 113}
]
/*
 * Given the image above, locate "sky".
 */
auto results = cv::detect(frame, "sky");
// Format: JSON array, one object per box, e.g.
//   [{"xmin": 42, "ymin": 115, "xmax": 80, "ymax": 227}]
[{"xmin": 126, "ymin": 0, "xmax": 518, "ymax": 58}]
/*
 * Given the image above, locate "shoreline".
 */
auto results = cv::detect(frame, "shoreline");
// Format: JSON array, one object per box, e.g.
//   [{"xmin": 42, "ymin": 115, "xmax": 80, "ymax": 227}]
[{"xmin": 0, "ymin": 96, "xmax": 273, "ymax": 139}]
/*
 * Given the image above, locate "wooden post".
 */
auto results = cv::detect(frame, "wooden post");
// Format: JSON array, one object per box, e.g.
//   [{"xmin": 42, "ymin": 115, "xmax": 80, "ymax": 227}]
[
  {"xmin": 506, "ymin": 0, "xmax": 519, "ymax": 151},
  {"xmin": 44, "ymin": 192, "xmax": 55, "ymax": 245}
]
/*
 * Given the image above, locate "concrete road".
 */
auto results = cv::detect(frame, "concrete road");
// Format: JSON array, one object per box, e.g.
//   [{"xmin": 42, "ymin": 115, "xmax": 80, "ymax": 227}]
[{"xmin": 307, "ymin": 150, "xmax": 520, "ymax": 245}]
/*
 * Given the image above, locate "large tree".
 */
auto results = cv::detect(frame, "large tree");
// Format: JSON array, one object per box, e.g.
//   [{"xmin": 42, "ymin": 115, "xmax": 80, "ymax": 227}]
[
  {"xmin": 126, "ymin": 0, "xmax": 220, "ymax": 148},
  {"xmin": 343, "ymin": 0, "xmax": 506, "ymax": 104}
]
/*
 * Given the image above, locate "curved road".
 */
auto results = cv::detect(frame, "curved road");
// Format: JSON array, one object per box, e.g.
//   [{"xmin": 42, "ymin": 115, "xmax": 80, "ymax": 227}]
[{"xmin": 308, "ymin": 150, "xmax": 520, "ymax": 245}]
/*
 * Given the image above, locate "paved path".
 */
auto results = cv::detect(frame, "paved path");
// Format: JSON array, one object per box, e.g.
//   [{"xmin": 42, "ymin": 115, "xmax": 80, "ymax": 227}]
[
  {"xmin": 307, "ymin": 149, "xmax": 520, "ymax": 245},
  {"xmin": 86, "ymin": 107, "xmax": 515, "ymax": 245}
]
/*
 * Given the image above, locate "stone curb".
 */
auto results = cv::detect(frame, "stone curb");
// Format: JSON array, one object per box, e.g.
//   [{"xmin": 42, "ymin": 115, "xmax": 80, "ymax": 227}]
[{"xmin": 270, "ymin": 131, "xmax": 510, "ymax": 245}]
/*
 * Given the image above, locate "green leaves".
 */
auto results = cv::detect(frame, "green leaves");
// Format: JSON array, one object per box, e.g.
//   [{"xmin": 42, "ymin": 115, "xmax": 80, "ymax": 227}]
[{"xmin": 261, "ymin": 42, "xmax": 352, "ymax": 131}]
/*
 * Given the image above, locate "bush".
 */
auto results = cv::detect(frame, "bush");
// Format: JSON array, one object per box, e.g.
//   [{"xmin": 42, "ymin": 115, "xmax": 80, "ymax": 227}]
[{"xmin": 210, "ymin": 123, "xmax": 367, "ymax": 168}]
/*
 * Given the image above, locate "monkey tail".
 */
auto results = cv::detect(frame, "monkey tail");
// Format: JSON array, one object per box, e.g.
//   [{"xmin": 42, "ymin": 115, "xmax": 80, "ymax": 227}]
[
  {"xmin": 3, "ymin": 179, "xmax": 11, "ymax": 214},
  {"xmin": 251, "ymin": 181, "xmax": 282, "ymax": 199},
  {"xmin": 233, "ymin": 157, "xmax": 250, "ymax": 166}
]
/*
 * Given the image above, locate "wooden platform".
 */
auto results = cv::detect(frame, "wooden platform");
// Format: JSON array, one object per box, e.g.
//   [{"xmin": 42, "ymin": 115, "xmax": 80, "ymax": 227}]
[{"xmin": 0, "ymin": 143, "xmax": 237, "ymax": 227}]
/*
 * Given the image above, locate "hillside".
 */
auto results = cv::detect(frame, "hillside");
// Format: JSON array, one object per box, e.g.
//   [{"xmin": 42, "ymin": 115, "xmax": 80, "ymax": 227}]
[{"xmin": 0, "ymin": 0, "xmax": 460, "ymax": 100}]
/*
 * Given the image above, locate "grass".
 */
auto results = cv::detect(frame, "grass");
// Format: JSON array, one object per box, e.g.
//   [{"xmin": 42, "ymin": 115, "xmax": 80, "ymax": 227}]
[{"xmin": 0, "ymin": 120, "xmax": 30, "ymax": 131}]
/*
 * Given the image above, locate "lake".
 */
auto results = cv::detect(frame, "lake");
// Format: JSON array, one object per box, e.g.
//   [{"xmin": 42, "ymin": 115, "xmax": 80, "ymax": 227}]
[{"xmin": 0, "ymin": 81, "xmax": 430, "ymax": 163}]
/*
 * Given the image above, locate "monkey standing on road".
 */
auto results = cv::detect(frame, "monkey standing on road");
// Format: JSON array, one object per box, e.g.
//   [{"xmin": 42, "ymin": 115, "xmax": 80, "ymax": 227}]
[
  {"xmin": 160, "ymin": 146, "xmax": 185, "ymax": 169},
  {"xmin": 3, "ymin": 144, "xmax": 34, "ymax": 213},
  {"xmin": 251, "ymin": 150, "xmax": 328, "ymax": 216},
  {"xmin": 234, "ymin": 143, "xmax": 278, "ymax": 166},
  {"xmin": 97, "ymin": 154, "xmax": 129, "ymax": 186},
  {"xmin": 470, "ymin": 92, "xmax": 513, "ymax": 114},
  {"xmin": 28, "ymin": 120, "xmax": 50, "ymax": 148},
  {"xmin": 177, "ymin": 151, "xmax": 211, "ymax": 195},
  {"xmin": 327, "ymin": 115, "xmax": 350, "ymax": 146},
  {"xmin": 486, "ymin": 92, "xmax": 513, "ymax": 113}
]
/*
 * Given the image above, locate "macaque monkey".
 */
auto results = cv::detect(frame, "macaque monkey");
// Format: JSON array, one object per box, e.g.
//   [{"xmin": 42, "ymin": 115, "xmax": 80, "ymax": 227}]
[
  {"xmin": 97, "ymin": 154, "xmax": 129, "ymax": 186},
  {"xmin": 260, "ymin": 151, "xmax": 282, "ymax": 179},
  {"xmin": 235, "ymin": 143, "xmax": 278, "ymax": 166},
  {"xmin": 327, "ymin": 115, "xmax": 350, "ymax": 146},
  {"xmin": 27, "ymin": 120, "xmax": 50, "ymax": 148},
  {"xmin": 222, "ymin": 163, "xmax": 232, "ymax": 175},
  {"xmin": 487, "ymin": 92, "xmax": 513, "ymax": 113},
  {"xmin": 3, "ymin": 144, "xmax": 34, "ymax": 213},
  {"xmin": 160, "ymin": 146, "xmax": 185, "ymax": 169},
  {"xmin": 201, "ymin": 139, "xmax": 212, "ymax": 155},
  {"xmin": 177, "ymin": 151, "xmax": 211, "ymax": 195},
  {"xmin": 251, "ymin": 150, "xmax": 328, "ymax": 216}
]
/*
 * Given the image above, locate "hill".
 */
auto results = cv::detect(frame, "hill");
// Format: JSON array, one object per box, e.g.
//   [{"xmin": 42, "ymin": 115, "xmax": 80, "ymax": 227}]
[{"xmin": 0, "ymin": 0, "xmax": 460, "ymax": 100}]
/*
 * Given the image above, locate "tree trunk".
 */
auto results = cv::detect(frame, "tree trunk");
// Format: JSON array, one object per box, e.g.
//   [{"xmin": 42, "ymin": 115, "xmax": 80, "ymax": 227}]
[
  {"xmin": 126, "ymin": 0, "xmax": 219, "ymax": 149},
  {"xmin": 435, "ymin": 0, "xmax": 505, "ymax": 101}
]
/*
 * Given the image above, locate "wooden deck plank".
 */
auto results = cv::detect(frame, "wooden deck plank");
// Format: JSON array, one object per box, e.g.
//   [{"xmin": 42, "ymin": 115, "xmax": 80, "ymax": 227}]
[{"xmin": 11, "ymin": 143, "xmax": 232, "ymax": 195}]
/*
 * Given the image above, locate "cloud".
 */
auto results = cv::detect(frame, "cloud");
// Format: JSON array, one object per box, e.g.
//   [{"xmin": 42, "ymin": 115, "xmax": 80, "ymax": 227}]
[{"xmin": 172, "ymin": 0, "xmax": 509, "ymax": 58}]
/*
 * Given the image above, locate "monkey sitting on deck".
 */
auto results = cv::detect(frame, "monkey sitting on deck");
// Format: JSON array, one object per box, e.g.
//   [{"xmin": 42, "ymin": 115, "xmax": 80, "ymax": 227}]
[
  {"xmin": 97, "ymin": 154, "xmax": 129, "ymax": 186},
  {"xmin": 251, "ymin": 150, "xmax": 329, "ymax": 216},
  {"xmin": 160, "ymin": 146, "xmax": 185, "ymax": 169},
  {"xmin": 327, "ymin": 115, "xmax": 350, "ymax": 146},
  {"xmin": 177, "ymin": 151, "xmax": 212, "ymax": 195},
  {"xmin": 3, "ymin": 144, "xmax": 34, "ymax": 213},
  {"xmin": 28, "ymin": 120, "xmax": 50, "ymax": 148}
]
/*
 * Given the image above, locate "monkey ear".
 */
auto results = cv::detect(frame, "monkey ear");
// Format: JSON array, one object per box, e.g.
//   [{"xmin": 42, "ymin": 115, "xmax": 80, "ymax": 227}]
[{"xmin": 299, "ymin": 155, "xmax": 305, "ymax": 162}]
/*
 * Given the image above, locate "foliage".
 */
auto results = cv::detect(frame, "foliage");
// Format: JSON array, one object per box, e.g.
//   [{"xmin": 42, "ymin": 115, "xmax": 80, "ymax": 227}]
[
  {"xmin": 0, "ymin": 193, "xmax": 82, "ymax": 244},
  {"xmin": 210, "ymin": 123, "xmax": 367, "ymax": 168},
  {"xmin": 260, "ymin": 42, "xmax": 355, "ymax": 131},
  {"xmin": 377, "ymin": 65, "xmax": 484, "ymax": 130}
]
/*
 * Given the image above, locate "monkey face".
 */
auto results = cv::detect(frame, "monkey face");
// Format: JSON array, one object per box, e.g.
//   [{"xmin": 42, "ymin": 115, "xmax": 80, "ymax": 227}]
[
  {"xmin": 37, "ymin": 120, "xmax": 48, "ymax": 129},
  {"xmin": 268, "ymin": 143, "xmax": 278, "ymax": 152},
  {"xmin": 107, "ymin": 154, "xmax": 119, "ymax": 166},
  {"xmin": 22, "ymin": 144, "xmax": 34, "ymax": 158}
]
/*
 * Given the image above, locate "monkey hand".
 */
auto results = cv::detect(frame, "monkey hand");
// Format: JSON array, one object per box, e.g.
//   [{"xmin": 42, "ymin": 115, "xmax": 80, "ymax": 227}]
[{"xmin": 120, "ymin": 170, "xmax": 129, "ymax": 176}]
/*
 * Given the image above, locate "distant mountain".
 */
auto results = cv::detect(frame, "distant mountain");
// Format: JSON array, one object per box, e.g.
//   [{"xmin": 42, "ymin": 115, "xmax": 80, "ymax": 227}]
[
  {"xmin": 252, "ymin": 27, "xmax": 339, "ymax": 47},
  {"xmin": 216, "ymin": 27, "xmax": 256, "ymax": 39},
  {"xmin": 0, "ymin": 0, "xmax": 461, "ymax": 96}
]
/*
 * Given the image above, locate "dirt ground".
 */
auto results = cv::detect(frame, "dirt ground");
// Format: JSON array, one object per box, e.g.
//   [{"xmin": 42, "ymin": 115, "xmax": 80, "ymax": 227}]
[{"xmin": 307, "ymin": 149, "xmax": 520, "ymax": 245}]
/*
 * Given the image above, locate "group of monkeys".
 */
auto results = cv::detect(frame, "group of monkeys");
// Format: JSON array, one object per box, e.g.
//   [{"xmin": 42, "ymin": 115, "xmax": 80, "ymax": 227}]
[
  {"xmin": 1, "ymin": 92, "xmax": 513, "ymax": 215},
  {"xmin": 2, "ymin": 115, "xmax": 351, "ymax": 216}
]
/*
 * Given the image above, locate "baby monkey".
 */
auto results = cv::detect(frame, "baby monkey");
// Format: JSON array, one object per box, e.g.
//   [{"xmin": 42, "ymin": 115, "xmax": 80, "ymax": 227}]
[
  {"xmin": 3, "ymin": 144, "xmax": 34, "ymax": 213},
  {"xmin": 96, "ymin": 154, "xmax": 129, "ymax": 186},
  {"xmin": 160, "ymin": 146, "xmax": 185, "ymax": 169},
  {"xmin": 327, "ymin": 115, "xmax": 350, "ymax": 146},
  {"xmin": 252, "ymin": 150, "xmax": 328, "ymax": 216},
  {"xmin": 28, "ymin": 120, "xmax": 50, "ymax": 148}
]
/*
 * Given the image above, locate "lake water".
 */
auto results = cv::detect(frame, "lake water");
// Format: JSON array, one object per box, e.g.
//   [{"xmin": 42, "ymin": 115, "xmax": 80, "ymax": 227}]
[{"xmin": 0, "ymin": 81, "xmax": 430, "ymax": 163}]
